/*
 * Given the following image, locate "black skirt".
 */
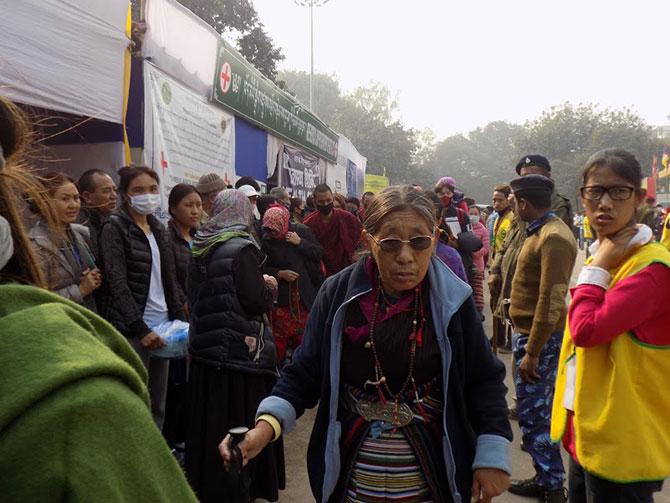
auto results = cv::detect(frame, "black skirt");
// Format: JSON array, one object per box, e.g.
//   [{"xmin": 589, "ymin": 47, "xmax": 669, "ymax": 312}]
[{"xmin": 185, "ymin": 361, "xmax": 285, "ymax": 502}]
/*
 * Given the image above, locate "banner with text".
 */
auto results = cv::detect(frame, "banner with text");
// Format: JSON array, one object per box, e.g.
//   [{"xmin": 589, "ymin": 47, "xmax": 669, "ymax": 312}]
[
  {"xmin": 281, "ymin": 145, "xmax": 323, "ymax": 200},
  {"xmin": 211, "ymin": 40, "xmax": 338, "ymax": 162},
  {"xmin": 145, "ymin": 63, "xmax": 235, "ymax": 220}
]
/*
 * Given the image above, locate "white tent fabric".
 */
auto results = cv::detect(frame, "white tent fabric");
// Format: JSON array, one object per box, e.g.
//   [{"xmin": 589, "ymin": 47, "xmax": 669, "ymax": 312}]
[
  {"xmin": 337, "ymin": 134, "xmax": 367, "ymax": 174},
  {"xmin": 326, "ymin": 162, "xmax": 347, "ymax": 195},
  {"xmin": 144, "ymin": 0, "xmax": 219, "ymax": 98},
  {"xmin": 0, "ymin": 0, "xmax": 129, "ymax": 124}
]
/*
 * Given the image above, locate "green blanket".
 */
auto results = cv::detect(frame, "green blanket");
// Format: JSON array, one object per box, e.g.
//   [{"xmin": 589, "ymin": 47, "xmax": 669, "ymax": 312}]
[{"xmin": 0, "ymin": 284, "xmax": 197, "ymax": 502}]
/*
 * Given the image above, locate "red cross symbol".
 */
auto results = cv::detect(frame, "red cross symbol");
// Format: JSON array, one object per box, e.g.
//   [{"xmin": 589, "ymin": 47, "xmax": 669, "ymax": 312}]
[
  {"xmin": 220, "ymin": 62, "xmax": 232, "ymax": 94},
  {"xmin": 160, "ymin": 151, "xmax": 168, "ymax": 175}
]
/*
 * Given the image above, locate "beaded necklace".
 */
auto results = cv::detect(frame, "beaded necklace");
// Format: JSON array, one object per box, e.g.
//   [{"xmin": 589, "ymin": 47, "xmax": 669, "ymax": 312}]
[{"xmin": 364, "ymin": 282, "xmax": 426, "ymax": 424}]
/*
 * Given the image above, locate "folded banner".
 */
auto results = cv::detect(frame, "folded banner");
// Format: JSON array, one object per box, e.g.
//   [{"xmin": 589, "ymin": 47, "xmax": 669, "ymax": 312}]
[{"xmin": 144, "ymin": 63, "xmax": 235, "ymax": 220}]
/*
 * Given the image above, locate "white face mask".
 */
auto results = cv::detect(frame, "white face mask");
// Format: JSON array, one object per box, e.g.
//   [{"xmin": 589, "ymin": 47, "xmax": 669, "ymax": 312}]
[
  {"xmin": 470, "ymin": 215, "xmax": 480, "ymax": 226},
  {"xmin": 129, "ymin": 193, "xmax": 161, "ymax": 215}
]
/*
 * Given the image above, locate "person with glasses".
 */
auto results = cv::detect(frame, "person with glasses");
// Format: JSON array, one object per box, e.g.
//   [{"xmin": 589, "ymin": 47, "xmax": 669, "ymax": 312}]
[
  {"xmin": 507, "ymin": 174, "xmax": 577, "ymax": 503},
  {"xmin": 551, "ymin": 149, "xmax": 670, "ymax": 503},
  {"xmin": 220, "ymin": 185, "xmax": 512, "ymax": 503}
]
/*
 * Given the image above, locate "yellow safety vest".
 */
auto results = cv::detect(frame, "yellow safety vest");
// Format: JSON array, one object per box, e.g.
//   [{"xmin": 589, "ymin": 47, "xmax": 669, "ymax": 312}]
[
  {"xmin": 661, "ymin": 212, "xmax": 670, "ymax": 250},
  {"xmin": 493, "ymin": 210, "xmax": 513, "ymax": 254},
  {"xmin": 551, "ymin": 242, "xmax": 670, "ymax": 482},
  {"xmin": 582, "ymin": 216, "xmax": 593, "ymax": 239}
]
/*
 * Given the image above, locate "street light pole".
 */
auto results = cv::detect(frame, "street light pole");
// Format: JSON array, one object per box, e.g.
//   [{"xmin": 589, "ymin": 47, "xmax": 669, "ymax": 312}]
[
  {"xmin": 294, "ymin": 0, "xmax": 331, "ymax": 112},
  {"xmin": 310, "ymin": 1, "xmax": 314, "ymax": 111}
]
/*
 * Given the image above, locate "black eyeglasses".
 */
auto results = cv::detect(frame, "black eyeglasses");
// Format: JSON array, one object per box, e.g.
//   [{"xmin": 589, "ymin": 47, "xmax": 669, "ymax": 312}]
[
  {"xmin": 580, "ymin": 185, "xmax": 635, "ymax": 201},
  {"xmin": 369, "ymin": 234, "xmax": 434, "ymax": 252}
]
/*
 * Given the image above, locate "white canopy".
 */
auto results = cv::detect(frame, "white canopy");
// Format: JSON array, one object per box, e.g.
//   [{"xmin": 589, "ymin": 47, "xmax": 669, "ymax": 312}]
[{"xmin": 0, "ymin": 0, "xmax": 130, "ymax": 124}]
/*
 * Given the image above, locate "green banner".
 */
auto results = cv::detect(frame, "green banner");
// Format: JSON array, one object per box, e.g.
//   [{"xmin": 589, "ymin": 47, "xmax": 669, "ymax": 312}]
[{"xmin": 211, "ymin": 40, "xmax": 338, "ymax": 162}]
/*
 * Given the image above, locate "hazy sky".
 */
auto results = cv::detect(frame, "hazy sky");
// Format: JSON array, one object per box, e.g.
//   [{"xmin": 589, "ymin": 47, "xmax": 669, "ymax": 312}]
[{"xmin": 253, "ymin": 0, "xmax": 670, "ymax": 139}]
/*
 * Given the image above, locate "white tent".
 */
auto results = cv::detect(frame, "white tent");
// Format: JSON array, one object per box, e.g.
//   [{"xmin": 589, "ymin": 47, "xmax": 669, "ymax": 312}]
[{"xmin": 0, "ymin": 0, "xmax": 130, "ymax": 124}]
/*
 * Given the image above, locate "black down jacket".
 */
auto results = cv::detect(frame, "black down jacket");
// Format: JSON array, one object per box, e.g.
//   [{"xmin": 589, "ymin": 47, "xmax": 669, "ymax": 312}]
[
  {"xmin": 187, "ymin": 237, "xmax": 277, "ymax": 375},
  {"xmin": 99, "ymin": 210, "xmax": 185, "ymax": 339}
]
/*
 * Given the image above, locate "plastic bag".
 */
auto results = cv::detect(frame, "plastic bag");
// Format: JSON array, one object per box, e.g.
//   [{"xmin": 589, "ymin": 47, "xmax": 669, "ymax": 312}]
[{"xmin": 149, "ymin": 320, "xmax": 190, "ymax": 359}]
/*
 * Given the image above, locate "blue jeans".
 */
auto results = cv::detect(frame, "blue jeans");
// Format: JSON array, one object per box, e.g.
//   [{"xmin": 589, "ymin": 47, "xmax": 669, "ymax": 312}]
[{"xmin": 513, "ymin": 331, "xmax": 565, "ymax": 489}]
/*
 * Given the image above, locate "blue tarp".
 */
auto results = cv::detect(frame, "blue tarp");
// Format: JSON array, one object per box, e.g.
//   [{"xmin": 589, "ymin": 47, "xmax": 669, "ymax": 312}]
[{"xmin": 235, "ymin": 117, "xmax": 267, "ymax": 183}]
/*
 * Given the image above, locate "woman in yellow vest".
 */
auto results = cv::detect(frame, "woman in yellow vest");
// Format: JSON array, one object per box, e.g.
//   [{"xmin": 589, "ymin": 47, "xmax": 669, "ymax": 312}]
[{"xmin": 551, "ymin": 149, "xmax": 670, "ymax": 502}]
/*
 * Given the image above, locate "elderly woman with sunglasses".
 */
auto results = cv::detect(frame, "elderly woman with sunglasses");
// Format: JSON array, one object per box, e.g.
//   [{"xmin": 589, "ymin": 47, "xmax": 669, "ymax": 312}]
[{"xmin": 220, "ymin": 185, "xmax": 512, "ymax": 503}]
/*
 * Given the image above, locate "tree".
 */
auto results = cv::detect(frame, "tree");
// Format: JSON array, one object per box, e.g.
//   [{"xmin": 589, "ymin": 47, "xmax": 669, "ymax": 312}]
[
  {"xmin": 515, "ymin": 103, "xmax": 661, "ymax": 204},
  {"xmin": 132, "ymin": 0, "xmax": 285, "ymax": 83},
  {"xmin": 279, "ymin": 71, "xmax": 418, "ymax": 184}
]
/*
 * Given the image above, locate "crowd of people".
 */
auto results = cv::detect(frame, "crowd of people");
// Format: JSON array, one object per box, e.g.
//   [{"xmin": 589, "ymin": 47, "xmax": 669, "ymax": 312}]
[{"xmin": 2, "ymin": 91, "xmax": 670, "ymax": 503}]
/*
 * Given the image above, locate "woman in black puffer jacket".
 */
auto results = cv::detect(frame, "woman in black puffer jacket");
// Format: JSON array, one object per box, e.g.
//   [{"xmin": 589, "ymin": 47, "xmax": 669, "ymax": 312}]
[
  {"xmin": 185, "ymin": 189, "xmax": 284, "ymax": 503},
  {"xmin": 99, "ymin": 166, "xmax": 185, "ymax": 430}
]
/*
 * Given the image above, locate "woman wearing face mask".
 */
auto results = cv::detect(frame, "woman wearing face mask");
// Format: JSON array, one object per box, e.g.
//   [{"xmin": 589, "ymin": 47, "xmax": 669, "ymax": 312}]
[
  {"xmin": 551, "ymin": 149, "xmax": 670, "ymax": 502},
  {"xmin": 29, "ymin": 172, "xmax": 101, "ymax": 312},
  {"xmin": 261, "ymin": 205, "xmax": 324, "ymax": 364},
  {"xmin": 100, "ymin": 166, "xmax": 186, "ymax": 430},
  {"xmin": 469, "ymin": 206, "xmax": 490, "ymax": 316}
]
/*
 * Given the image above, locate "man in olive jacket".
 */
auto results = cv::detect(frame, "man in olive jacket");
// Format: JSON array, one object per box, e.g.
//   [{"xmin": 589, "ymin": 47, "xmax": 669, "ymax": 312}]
[{"xmin": 488, "ymin": 155, "xmax": 572, "ymax": 349}]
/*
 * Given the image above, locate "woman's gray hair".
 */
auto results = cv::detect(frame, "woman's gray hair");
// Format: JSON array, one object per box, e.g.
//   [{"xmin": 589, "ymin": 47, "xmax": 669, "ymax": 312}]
[{"xmin": 363, "ymin": 185, "xmax": 436, "ymax": 235}]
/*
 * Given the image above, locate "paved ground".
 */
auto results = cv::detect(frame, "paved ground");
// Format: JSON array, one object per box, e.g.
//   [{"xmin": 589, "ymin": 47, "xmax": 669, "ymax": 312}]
[{"xmin": 277, "ymin": 250, "xmax": 670, "ymax": 502}]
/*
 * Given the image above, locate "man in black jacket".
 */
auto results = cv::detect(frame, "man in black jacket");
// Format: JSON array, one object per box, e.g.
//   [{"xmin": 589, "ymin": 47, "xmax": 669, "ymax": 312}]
[{"xmin": 78, "ymin": 169, "xmax": 118, "ymax": 260}]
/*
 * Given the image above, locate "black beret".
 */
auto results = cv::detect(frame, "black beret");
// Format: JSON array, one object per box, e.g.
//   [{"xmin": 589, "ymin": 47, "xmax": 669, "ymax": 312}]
[
  {"xmin": 515, "ymin": 154, "xmax": 551, "ymax": 175},
  {"xmin": 510, "ymin": 174, "xmax": 554, "ymax": 195}
]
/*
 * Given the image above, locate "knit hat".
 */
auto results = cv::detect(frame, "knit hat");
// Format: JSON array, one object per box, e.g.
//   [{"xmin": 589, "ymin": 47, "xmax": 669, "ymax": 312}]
[
  {"xmin": 196, "ymin": 173, "xmax": 225, "ymax": 195},
  {"xmin": 436, "ymin": 176, "xmax": 456, "ymax": 189}
]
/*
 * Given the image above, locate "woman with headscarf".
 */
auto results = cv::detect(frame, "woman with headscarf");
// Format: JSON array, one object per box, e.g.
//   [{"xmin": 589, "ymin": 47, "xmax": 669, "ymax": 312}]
[
  {"xmin": 185, "ymin": 189, "xmax": 285, "ymax": 503},
  {"xmin": 261, "ymin": 205, "xmax": 324, "ymax": 364}
]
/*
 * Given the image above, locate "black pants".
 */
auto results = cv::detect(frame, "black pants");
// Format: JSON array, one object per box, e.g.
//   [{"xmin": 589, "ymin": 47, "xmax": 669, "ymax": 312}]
[{"xmin": 569, "ymin": 458, "xmax": 663, "ymax": 503}]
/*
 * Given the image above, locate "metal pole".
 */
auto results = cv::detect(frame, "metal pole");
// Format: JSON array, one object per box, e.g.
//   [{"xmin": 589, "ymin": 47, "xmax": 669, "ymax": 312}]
[{"xmin": 310, "ymin": 1, "xmax": 314, "ymax": 111}]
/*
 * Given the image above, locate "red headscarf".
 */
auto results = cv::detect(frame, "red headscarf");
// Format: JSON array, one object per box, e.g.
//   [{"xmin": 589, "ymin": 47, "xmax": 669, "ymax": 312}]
[{"xmin": 262, "ymin": 205, "xmax": 290, "ymax": 239}]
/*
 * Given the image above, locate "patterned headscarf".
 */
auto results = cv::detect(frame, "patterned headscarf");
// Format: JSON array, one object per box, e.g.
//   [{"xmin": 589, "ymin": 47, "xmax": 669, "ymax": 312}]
[
  {"xmin": 192, "ymin": 189, "xmax": 255, "ymax": 257},
  {"xmin": 262, "ymin": 205, "xmax": 290, "ymax": 240}
]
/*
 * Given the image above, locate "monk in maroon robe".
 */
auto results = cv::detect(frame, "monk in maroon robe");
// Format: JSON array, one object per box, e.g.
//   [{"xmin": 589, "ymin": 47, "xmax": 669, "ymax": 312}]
[{"xmin": 304, "ymin": 184, "xmax": 362, "ymax": 277}]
